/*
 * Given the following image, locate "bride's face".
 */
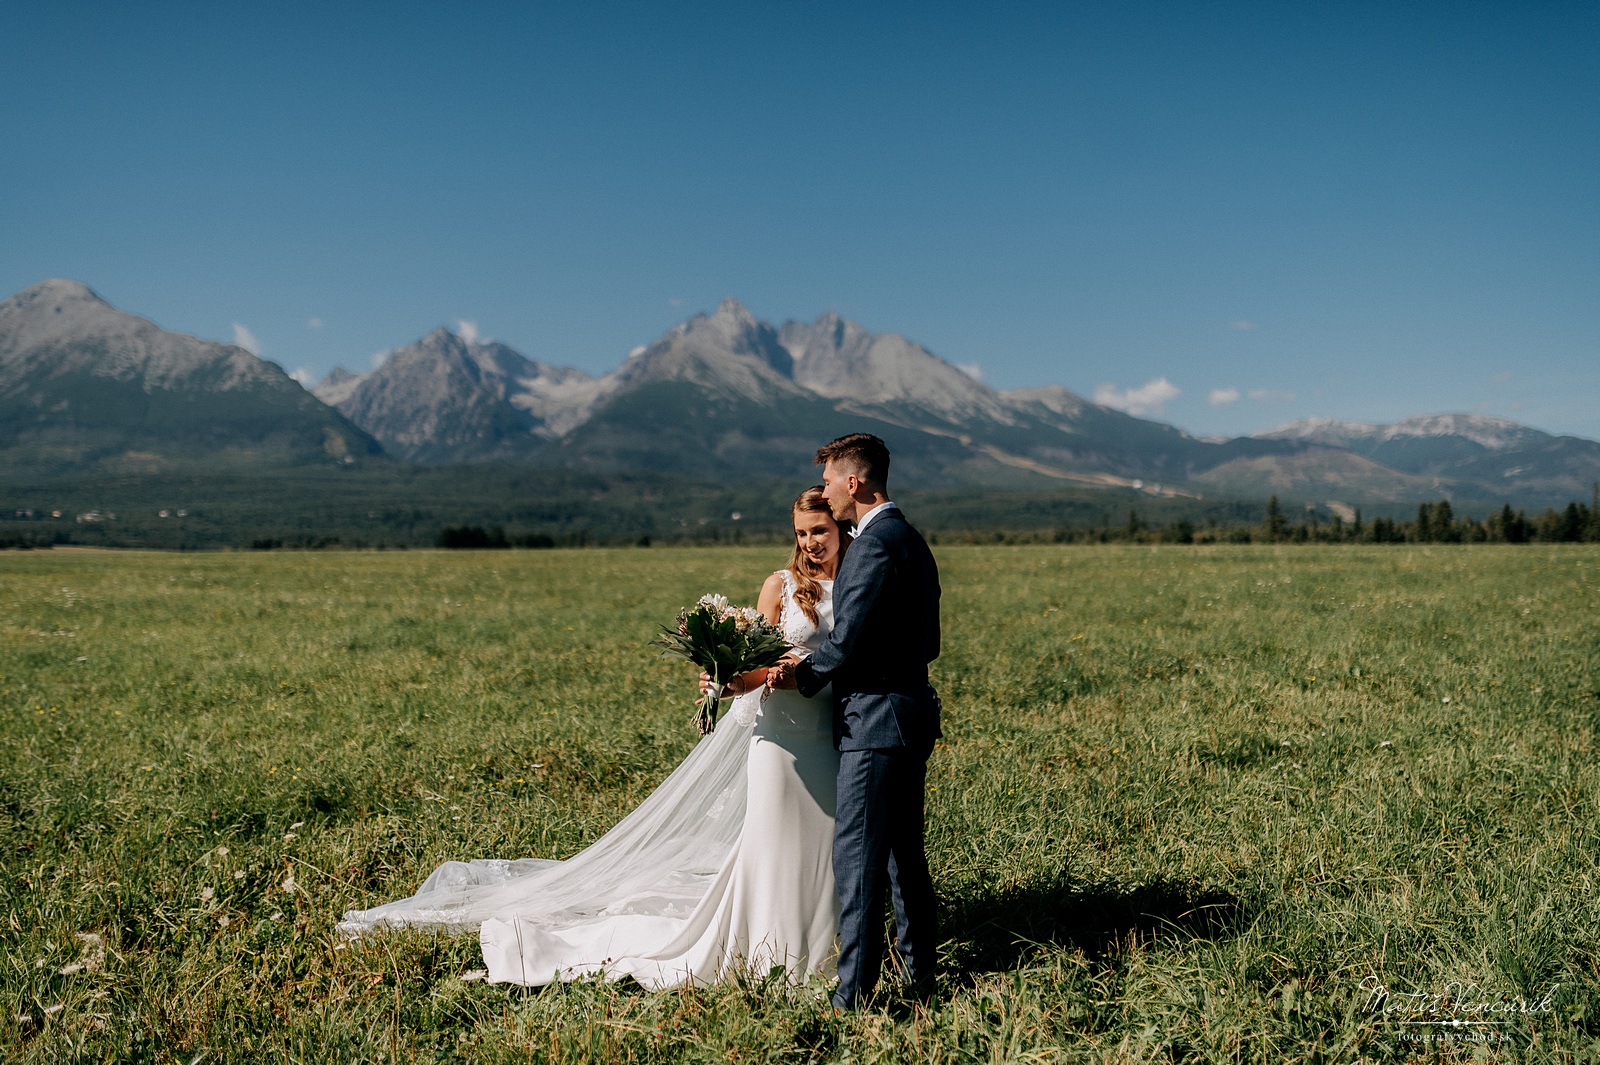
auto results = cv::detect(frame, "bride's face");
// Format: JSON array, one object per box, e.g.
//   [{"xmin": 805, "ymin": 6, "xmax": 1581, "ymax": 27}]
[{"xmin": 793, "ymin": 508, "xmax": 841, "ymax": 572}]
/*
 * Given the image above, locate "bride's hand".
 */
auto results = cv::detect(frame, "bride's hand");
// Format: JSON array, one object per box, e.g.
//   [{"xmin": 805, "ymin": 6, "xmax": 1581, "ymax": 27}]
[
  {"xmin": 766, "ymin": 656, "xmax": 799, "ymax": 691},
  {"xmin": 702, "ymin": 671, "xmax": 755, "ymax": 699}
]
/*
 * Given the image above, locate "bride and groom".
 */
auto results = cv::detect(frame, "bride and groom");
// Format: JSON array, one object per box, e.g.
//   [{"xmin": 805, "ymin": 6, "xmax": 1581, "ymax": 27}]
[{"xmin": 341, "ymin": 432, "xmax": 942, "ymax": 1010}]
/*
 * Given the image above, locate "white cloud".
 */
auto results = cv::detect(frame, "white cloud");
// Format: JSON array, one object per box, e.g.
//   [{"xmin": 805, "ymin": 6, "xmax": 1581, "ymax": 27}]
[
  {"xmin": 231, "ymin": 323, "xmax": 261, "ymax": 356},
  {"xmin": 289, "ymin": 367, "xmax": 315, "ymax": 388},
  {"xmin": 1095, "ymin": 377, "xmax": 1180, "ymax": 417},
  {"xmin": 1230, "ymin": 320, "xmax": 1258, "ymax": 331},
  {"xmin": 1492, "ymin": 371, "xmax": 1514, "ymax": 385},
  {"xmin": 307, "ymin": 317, "xmax": 324, "ymax": 330},
  {"xmin": 1208, "ymin": 387, "xmax": 1241, "ymax": 408},
  {"xmin": 956, "ymin": 362, "xmax": 983, "ymax": 382},
  {"xmin": 370, "ymin": 350, "xmax": 391, "ymax": 369},
  {"xmin": 455, "ymin": 319, "xmax": 480, "ymax": 345},
  {"xmin": 1249, "ymin": 388, "xmax": 1296, "ymax": 405}
]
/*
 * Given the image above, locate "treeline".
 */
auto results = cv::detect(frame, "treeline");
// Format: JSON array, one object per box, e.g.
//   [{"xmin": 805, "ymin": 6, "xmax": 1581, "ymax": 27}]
[
  {"xmin": 0, "ymin": 530, "xmax": 67, "ymax": 550},
  {"xmin": 434, "ymin": 525, "xmax": 560, "ymax": 549},
  {"xmin": 7, "ymin": 461, "xmax": 1600, "ymax": 550},
  {"xmin": 1368, "ymin": 499, "xmax": 1600, "ymax": 544},
  {"xmin": 978, "ymin": 494, "xmax": 1600, "ymax": 546},
  {"xmin": 1252, "ymin": 495, "xmax": 1600, "ymax": 544}
]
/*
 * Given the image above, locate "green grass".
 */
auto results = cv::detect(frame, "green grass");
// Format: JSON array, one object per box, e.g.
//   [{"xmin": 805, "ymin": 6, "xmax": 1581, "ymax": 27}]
[{"xmin": 2, "ymin": 544, "xmax": 1598, "ymax": 1062}]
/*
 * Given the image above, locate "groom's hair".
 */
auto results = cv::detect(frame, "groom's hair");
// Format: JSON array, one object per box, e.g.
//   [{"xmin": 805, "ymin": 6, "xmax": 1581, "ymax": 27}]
[{"xmin": 816, "ymin": 433, "xmax": 889, "ymax": 492}]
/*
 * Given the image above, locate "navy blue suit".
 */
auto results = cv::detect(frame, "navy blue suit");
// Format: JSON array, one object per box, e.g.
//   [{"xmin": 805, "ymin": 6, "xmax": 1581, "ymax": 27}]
[{"xmin": 795, "ymin": 505, "xmax": 941, "ymax": 1007}]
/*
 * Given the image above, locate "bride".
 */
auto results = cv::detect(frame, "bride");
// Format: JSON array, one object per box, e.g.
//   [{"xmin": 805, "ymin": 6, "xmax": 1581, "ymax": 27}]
[{"xmin": 340, "ymin": 487, "xmax": 846, "ymax": 988}]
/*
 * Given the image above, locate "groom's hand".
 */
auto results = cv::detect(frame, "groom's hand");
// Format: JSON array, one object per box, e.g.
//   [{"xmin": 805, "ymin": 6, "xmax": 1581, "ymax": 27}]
[{"xmin": 767, "ymin": 654, "xmax": 802, "ymax": 690}]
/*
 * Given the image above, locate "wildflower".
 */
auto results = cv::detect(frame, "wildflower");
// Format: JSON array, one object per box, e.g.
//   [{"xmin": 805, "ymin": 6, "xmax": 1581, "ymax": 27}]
[
  {"xmin": 695, "ymin": 592, "xmax": 730, "ymax": 614},
  {"xmin": 282, "ymin": 874, "xmax": 297, "ymax": 894},
  {"xmin": 200, "ymin": 887, "xmax": 214, "ymax": 901}
]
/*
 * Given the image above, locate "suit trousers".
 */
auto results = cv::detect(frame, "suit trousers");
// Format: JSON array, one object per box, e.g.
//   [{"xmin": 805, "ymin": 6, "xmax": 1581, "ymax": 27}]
[{"xmin": 831, "ymin": 744, "xmax": 938, "ymax": 1008}]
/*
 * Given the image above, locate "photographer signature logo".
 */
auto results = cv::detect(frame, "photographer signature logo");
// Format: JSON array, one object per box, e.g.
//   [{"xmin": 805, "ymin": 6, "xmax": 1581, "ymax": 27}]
[{"xmin": 1358, "ymin": 977, "xmax": 1557, "ymax": 1046}]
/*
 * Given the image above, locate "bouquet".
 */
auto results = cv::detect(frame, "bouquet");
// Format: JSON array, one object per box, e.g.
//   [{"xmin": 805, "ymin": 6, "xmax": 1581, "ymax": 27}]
[{"xmin": 655, "ymin": 593, "xmax": 792, "ymax": 734}]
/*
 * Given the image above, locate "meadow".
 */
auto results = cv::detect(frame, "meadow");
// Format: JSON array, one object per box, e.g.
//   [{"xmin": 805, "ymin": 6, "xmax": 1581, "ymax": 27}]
[{"xmin": 2, "ymin": 543, "xmax": 1597, "ymax": 1063}]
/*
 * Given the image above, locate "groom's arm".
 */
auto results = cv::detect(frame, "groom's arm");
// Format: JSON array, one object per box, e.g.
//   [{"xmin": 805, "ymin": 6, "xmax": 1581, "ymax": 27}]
[{"xmin": 794, "ymin": 533, "xmax": 891, "ymax": 699}]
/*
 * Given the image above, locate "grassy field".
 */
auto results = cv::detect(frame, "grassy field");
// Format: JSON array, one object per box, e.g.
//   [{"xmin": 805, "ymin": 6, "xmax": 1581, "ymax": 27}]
[{"xmin": 2, "ymin": 543, "xmax": 1597, "ymax": 1062}]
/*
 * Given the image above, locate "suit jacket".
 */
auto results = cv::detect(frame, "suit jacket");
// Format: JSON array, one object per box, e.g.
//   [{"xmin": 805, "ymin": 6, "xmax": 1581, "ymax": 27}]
[{"xmin": 795, "ymin": 506, "xmax": 942, "ymax": 751}]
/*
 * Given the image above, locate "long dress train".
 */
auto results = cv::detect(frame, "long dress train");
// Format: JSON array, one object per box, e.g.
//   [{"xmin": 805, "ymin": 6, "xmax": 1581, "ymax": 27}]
[{"xmin": 339, "ymin": 572, "xmax": 840, "ymax": 988}]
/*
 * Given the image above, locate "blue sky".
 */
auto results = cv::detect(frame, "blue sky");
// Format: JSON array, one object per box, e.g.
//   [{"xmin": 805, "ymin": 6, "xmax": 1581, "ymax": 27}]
[{"xmin": 4, "ymin": 1, "xmax": 1597, "ymax": 441}]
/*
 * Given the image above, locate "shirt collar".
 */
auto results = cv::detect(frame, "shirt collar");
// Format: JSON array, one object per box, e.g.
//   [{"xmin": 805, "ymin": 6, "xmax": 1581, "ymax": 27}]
[{"xmin": 851, "ymin": 501, "xmax": 896, "ymax": 537}]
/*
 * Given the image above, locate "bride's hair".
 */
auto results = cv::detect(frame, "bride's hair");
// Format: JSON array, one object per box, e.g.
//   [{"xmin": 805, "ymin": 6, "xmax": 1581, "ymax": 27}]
[{"xmin": 787, "ymin": 485, "xmax": 845, "ymax": 627}]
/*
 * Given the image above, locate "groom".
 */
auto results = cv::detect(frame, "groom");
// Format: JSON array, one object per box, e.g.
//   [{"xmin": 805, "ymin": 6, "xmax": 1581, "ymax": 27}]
[{"xmin": 771, "ymin": 432, "xmax": 942, "ymax": 1009}]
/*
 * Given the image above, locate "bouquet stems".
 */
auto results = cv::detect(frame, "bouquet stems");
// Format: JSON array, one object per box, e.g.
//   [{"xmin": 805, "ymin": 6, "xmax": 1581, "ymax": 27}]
[{"xmin": 695, "ymin": 681, "xmax": 725, "ymax": 736}]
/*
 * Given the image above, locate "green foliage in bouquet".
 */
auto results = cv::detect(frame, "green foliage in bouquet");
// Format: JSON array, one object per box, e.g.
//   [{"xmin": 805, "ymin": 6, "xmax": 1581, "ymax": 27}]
[{"xmin": 654, "ymin": 593, "xmax": 794, "ymax": 734}]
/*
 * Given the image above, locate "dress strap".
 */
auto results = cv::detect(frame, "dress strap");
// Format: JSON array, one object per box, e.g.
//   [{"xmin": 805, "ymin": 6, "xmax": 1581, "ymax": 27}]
[{"xmin": 776, "ymin": 569, "xmax": 799, "ymax": 631}]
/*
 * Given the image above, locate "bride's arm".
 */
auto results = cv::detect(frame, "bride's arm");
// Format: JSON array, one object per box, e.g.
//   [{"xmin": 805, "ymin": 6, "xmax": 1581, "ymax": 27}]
[{"xmin": 754, "ymin": 570, "xmax": 784, "ymax": 625}]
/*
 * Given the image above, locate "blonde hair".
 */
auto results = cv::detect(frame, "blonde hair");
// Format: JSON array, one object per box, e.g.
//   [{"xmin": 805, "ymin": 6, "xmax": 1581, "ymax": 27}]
[{"xmin": 786, "ymin": 485, "xmax": 845, "ymax": 626}]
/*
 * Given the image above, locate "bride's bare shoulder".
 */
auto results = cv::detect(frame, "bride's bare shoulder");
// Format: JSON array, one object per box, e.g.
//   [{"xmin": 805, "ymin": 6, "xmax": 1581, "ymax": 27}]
[{"xmin": 757, "ymin": 571, "xmax": 788, "ymax": 622}]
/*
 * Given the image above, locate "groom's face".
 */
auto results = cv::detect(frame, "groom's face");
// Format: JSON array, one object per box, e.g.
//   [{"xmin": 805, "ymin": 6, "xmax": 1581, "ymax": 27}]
[{"xmin": 820, "ymin": 460, "xmax": 857, "ymax": 524}]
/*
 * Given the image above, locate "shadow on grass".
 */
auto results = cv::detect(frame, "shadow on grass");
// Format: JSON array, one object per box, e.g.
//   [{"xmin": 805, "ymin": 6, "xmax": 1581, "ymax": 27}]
[{"xmin": 940, "ymin": 872, "xmax": 1256, "ymax": 982}]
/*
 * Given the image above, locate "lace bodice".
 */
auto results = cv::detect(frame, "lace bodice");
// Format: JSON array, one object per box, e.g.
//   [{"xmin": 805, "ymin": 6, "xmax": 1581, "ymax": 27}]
[{"xmin": 777, "ymin": 570, "xmax": 833, "ymax": 651}]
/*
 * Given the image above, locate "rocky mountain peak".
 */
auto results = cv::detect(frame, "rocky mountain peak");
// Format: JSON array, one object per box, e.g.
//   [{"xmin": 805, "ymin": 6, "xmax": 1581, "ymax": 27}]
[
  {"xmin": 410, "ymin": 325, "xmax": 468, "ymax": 357},
  {"xmin": 0, "ymin": 279, "xmax": 379, "ymax": 468},
  {"xmin": 779, "ymin": 312, "xmax": 1011, "ymax": 423},
  {"xmin": 1260, "ymin": 413, "xmax": 1545, "ymax": 452},
  {"xmin": 1002, "ymin": 384, "xmax": 1088, "ymax": 420},
  {"xmin": 616, "ymin": 298, "xmax": 795, "ymax": 395},
  {"xmin": 313, "ymin": 366, "xmax": 365, "ymax": 407},
  {"xmin": 712, "ymin": 295, "xmax": 756, "ymax": 325},
  {"xmin": 798, "ymin": 310, "xmax": 867, "ymax": 354},
  {"xmin": 1386, "ymin": 413, "xmax": 1536, "ymax": 449},
  {"xmin": 698, "ymin": 297, "xmax": 789, "ymax": 372},
  {"xmin": 0, "ymin": 278, "xmax": 133, "ymax": 359},
  {"xmin": 8, "ymin": 278, "xmax": 107, "ymax": 308},
  {"xmin": 0, "ymin": 276, "xmax": 287, "ymax": 393},
  {"xmin": 315, "ymin": 323, "xmax": 604, "ymax": 462}
]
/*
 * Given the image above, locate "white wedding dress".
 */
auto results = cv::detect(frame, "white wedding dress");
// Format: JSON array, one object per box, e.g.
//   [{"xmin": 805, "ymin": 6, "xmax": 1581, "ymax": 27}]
[{"xmin": 339, "ymin": 572, "xmax": 841, "ymax": 988}]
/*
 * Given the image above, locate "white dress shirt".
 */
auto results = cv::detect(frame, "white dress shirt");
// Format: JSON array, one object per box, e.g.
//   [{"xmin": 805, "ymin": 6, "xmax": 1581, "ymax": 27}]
[{"xmin": 851, "ymin": 500, "xmax": 896, "ymax": 537}]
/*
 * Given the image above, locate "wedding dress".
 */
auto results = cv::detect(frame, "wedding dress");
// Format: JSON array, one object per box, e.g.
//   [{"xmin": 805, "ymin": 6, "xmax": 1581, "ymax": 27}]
[{"xmin": 339, "ymin": 572, "xmax": 840, "ymax": 988}]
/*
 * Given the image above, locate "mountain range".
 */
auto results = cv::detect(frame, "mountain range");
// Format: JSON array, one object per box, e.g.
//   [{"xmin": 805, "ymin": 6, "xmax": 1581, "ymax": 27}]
[
  {"xmin": 2, "ymin": 279, "xmax": 1595, "ymax": 513},
  {"xmin": 0, "ymin": 279, "xmax": 379, "ymax": 475}
]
